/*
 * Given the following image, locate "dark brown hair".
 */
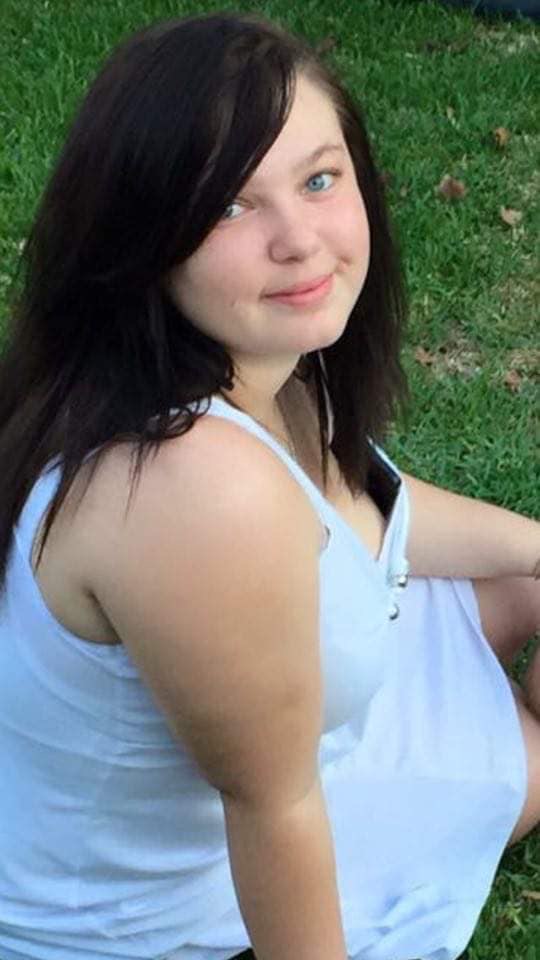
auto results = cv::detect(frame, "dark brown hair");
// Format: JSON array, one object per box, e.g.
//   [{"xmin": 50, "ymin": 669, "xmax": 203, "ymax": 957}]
[{"xmin": 0, "ymin": 11, "xmax": 408, "ymax": 591}]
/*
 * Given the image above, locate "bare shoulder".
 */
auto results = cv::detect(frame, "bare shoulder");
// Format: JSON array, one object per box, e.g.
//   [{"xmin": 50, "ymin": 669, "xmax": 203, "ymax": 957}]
[
  {"xmin": 78, "ymin": 411, "xmax": 322, "ymax": 560},
  {"xmin": 82, "ymin": 413, "xmax": 325, "ymax": 804}
]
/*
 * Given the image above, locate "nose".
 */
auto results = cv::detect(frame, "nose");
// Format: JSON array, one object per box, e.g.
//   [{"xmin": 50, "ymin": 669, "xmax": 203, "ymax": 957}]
[{"xmin": 267, "ymin": 202, "xmax": 321, "ymax": 263}]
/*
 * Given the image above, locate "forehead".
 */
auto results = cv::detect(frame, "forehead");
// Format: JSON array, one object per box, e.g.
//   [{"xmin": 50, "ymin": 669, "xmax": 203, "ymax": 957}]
[{"xmin": 246, "ymin": 76, "xmax": 345, "ymax": 188}]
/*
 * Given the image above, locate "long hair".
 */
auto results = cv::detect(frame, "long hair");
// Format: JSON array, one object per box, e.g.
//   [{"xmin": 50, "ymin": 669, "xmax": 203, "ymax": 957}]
[{"xmin": 0, "ymin": 11, "xmax": 408, "ymax": 592}]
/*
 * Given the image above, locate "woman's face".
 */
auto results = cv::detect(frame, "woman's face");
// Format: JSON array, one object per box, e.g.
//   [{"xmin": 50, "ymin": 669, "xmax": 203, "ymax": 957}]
[{"xmin": 167, "ymin": 75, "xmax": 370, "ymax": 367}]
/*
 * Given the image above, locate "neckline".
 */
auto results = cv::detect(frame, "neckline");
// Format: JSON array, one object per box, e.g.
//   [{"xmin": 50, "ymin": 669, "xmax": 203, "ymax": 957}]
[{"xmin": 207, "ymin": 395, "xmax": 401, "ymax": 571}]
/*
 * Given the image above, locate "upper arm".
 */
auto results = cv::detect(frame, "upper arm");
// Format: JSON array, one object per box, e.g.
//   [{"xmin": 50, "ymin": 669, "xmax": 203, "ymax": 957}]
[{"xmin": 89, "ymin": 417, "xmax": 324, "ymax": 809}]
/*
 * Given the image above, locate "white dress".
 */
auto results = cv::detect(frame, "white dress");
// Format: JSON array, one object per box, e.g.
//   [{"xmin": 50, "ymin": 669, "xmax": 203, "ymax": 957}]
[{"xmin": 0, "ymin": 394, "xmax": 527, "ymax": 960}]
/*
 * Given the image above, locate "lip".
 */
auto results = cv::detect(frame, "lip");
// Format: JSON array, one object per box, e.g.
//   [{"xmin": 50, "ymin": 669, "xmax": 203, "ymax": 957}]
[{"xmin": 265, "ymin": 274, "xmax": 333, "ymax": 306}]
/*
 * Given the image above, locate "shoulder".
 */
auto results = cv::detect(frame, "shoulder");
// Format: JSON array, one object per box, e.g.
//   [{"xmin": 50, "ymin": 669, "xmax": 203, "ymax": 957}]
[
  {"xmin": 76, "ymin": 415, "xmax": 326, "ymax": 801},
  {"xmin": 75, "ymin": 411, "xmax": 324, "ymax": 592}
]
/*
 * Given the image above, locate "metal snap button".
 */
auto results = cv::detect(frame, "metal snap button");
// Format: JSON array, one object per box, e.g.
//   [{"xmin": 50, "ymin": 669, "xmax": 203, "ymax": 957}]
[
  {"xmin": 320, "ymin": 524, "xmax": 331, "ymax": 553},
  {"xmin": 388, "ymin": 602, "xmax": 400, "ymax": 621}
]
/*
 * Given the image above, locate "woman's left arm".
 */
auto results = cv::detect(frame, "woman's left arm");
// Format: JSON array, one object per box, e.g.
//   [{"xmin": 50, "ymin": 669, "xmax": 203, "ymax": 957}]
[{"xmin": 402, "ymin": 472, "xmax": 540, "ymax": 581}]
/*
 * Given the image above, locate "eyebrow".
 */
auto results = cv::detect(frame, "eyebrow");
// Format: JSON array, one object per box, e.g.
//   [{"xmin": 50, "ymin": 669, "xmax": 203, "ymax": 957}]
[{"xmin": 293, "ymin": 143, "xmax": 345, "ymax": 172}]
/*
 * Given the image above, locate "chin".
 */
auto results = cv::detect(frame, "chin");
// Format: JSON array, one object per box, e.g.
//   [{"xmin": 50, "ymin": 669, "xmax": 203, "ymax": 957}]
[{"xmin": 288, "ymin": 330, "xmax": 346, "ymax": 360}]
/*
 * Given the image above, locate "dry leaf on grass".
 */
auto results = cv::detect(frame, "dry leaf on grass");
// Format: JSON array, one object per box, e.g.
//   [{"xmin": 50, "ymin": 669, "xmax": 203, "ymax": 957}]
[
  {"xmin": 493, "ymin": 126, "xmax": 511, "ymax": 149},
  {"xmin": 503, "ymin": 369, "xmax": 522, "ymax": 392},
  {"xmin": 414, "ymin": 346, "xmax": 436, "ymax": 366},
  {"xmin": 500, "ymin": 207, "xmax": 523, "ymax": 227},
  {"xmin": 522, "ymin": 890, "xmax": 540, "ymax": 901},
  {"xmin": 436, "ymin": 175, "xmax": 467, "ymax": 200}
]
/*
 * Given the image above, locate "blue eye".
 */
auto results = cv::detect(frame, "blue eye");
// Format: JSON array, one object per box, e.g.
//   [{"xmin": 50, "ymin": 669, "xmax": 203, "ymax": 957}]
[
  {"xmin": 306, "ymin": 171, "xmax": 335, "ymax": 193},
  {"xmin": 221, "ymin": 201, "xmax": 244, "ymax": 221}
]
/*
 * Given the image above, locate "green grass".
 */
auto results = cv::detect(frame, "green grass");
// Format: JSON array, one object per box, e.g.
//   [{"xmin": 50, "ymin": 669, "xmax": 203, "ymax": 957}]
[{"xmin": 1, "ymin": 0, "xmax": 539, "ymax": 956}]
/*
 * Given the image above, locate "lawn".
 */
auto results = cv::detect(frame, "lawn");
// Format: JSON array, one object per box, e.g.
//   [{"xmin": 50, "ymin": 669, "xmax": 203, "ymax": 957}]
[{"xmin": 1, "ymin": 0, "xmax": 538, "ymax": 956}]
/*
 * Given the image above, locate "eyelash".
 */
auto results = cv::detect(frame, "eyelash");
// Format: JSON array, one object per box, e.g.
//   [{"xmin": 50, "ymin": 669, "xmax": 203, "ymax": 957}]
[{"xmin": 221, "ymin": 168, "xmax": 343, "ymax": 221}]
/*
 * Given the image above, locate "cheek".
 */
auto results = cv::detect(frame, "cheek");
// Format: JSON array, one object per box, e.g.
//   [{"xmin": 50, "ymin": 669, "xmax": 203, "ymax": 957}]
[
  {"xmin": 331, "ymin": 185, "xmax": 370, "ymax": 256},
  {"xmin": 169, "ymin": 257, "xmax": 225, "ymax": 321},
  {"xmin": 167, "ymin": 237, "xmax": 263, "ymax": 350},
  {"xmin": 186, "ymin": 235, "xmax": 257, "ymax": 308},
  {"xmin": 350, "ymin": 191, "xmax": 370, "ymax": 250}
]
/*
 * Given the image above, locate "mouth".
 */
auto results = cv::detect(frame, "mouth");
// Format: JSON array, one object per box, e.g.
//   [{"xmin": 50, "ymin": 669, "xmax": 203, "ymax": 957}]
[{"xmin": 264, "ymin": 274, "xmax": 333, "ymax": 307}]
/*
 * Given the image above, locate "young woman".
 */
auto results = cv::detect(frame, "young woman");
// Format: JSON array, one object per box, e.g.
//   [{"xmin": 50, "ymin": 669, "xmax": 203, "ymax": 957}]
[{"xmin": 0, "ymin": 12, "xmax": 538, "ymax": 960}]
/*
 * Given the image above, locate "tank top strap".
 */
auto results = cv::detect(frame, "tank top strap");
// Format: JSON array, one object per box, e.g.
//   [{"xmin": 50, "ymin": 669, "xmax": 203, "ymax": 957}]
[
  {"xmin": 199, "ymin": 395, "xmax": 332, "ymax": 550},
  {"xmin": 207, "ymin": 395, "xmax": 325, "ymax": 492},
  {"xmin": 14, "ymin": 461, "xmax": 62, "ymax": 568}
]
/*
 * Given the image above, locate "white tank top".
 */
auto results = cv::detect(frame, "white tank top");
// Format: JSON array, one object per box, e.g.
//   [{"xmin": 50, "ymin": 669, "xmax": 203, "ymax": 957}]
[{"xmin": 0, "ymin": 394, "xmax": 410, "ymax": 959}]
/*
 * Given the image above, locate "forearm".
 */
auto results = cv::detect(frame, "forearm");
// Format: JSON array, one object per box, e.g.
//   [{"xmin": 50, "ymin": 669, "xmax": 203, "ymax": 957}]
[
  {"xmin": 222, "ymin": 778, "xmax": 347, "ymax": 960},
  {"xmin": 403, "ymin": 472, "xmax": 540, "ymax": 580}
]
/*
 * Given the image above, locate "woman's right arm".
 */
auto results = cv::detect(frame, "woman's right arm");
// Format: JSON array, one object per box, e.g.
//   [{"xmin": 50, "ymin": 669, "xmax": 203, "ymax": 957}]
[
  {"xmin": 222, "ymin": 777, "xmax": 346, "ymax": 960},
  {"xmin": 86, "ymin": 417, "xmax": 348, "ymax": 960}
]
